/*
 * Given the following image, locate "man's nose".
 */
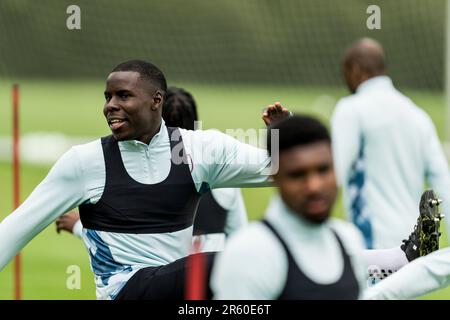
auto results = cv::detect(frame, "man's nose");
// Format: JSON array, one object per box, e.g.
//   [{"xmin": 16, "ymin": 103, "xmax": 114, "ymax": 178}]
[
  {"xmin": 305, "ymin": 174, "xmax": 323, "ymax": 193},
  {"xmin": 105, "ymin": 97, "xmax": 120, "ymax": 113}
]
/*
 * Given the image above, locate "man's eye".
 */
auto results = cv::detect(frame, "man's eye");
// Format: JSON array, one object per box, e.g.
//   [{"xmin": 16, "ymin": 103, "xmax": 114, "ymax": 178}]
[
  {"xmin": 104, "ymin": 95, "xmax": 111, "ymax": 101},
  {"xmin": 288, "ymin": 171, "xmax": 306, "ymax": 179},
  {"xmin": 318, "ymin": 165, "xmax": 330, "ymax": 174}
]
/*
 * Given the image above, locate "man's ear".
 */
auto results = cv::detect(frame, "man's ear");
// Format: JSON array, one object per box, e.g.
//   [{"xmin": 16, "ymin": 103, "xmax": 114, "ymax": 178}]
[
  {"xmin": 151, "ymin": 90, "xmax": 164, "ymax": 111},
  {"xmin": 352, "ymin": 63, "xmax": 364, "ymax": 81}
]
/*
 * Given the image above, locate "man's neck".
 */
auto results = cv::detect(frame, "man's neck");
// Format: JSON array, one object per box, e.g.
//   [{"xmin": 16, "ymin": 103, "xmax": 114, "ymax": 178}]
[{"xmin": 137, "ymin": 121, "xmax": 162, "ymax": 145}]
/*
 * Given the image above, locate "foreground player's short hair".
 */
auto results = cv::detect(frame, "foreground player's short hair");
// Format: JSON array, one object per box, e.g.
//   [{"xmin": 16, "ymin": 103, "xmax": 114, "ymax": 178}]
[
  {"xmin": 267, "ymin": 114, "xmax": 331, "ymax": 156},
  {"xmin": 112, "ymin": 59, "xmax": 167, "ymax": 92},
  {"xmin": 163, "ymin": 87, "xmax": 198, "ymax": 130}
]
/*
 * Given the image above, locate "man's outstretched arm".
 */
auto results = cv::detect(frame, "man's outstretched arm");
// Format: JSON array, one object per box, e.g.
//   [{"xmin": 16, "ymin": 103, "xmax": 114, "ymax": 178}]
[
  {"xmin": 0, "ymin": 147, "xmax": 86, "ymax": 270},
  {"xmin": 199, "ymin": 102, "xmax": 291, "ymax": 189}
]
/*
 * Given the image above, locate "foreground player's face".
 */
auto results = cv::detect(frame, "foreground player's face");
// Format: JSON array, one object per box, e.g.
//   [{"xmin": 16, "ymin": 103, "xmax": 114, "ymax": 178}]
[
  {"xmin": 273, "ymin": 141, "xmax": 337, "ymax": 224},
  {"xmin": 103, "ymin": 71, "xmax": 163, "ymax": 144}
]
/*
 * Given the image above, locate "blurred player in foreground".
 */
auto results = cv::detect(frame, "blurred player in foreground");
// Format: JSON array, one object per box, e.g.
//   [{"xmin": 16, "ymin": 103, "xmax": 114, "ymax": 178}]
[
  {"xmin": 211, "ymin": 115, "xmax": 443, "ymax": 299},
  {"xmin": 331, "ymin": 38, "xmax": 450, "ymax": 249},
  {"xmin": 56, "ymin": 86, "xmax": 248, "ymax": 253}
]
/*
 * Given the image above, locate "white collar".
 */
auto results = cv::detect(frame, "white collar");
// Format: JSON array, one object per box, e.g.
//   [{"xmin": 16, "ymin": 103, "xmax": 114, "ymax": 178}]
[
  {"xmin": 265, "ymin": 195, "xmax": 328, "ymax": 236},
  {"xmin": 356, "ymin": 75, "xmax": 393, "ymax": 94},
  {"xmin": 119, "ymin": 119, "xmax": 167, "ymax": 150}
]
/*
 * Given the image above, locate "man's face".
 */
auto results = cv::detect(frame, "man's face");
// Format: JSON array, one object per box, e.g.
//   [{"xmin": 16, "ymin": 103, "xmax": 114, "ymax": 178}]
[
  {"xmin": 103, "ymin": 71, "xmax": 162, "ymax": 143},
  {"xmin": 273, "ymin": 141, "xmax": 337, "ymax": 224}
]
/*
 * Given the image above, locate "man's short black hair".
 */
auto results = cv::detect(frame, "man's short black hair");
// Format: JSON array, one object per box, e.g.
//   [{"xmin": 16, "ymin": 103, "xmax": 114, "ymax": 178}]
[
  {"xmin": 112, "ymin": 60, "xmax": 167, "ymax": 92},
  {"xmin": 162, "ymin": 87, "xmax": 198, "ymax": 130},
  {"xmin": 267, "ymin": 114, "xmax": 331, "ymax": 156}
]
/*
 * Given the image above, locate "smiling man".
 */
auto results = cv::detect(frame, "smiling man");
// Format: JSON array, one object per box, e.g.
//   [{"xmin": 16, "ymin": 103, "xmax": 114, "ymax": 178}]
[
  {"xmin": 103, "ymin": 68, "xmax": 164, "ymax": 144},
  {"xmin": 0, "ymin": 60, "xmax": 284, "ymax": 300},
  {"xmin": 56, "ymin": 86, "xmax": 249, "ymax": 253}
]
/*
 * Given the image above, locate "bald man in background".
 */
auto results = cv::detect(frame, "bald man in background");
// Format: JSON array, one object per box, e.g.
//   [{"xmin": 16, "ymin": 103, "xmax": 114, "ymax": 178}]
[{"xmin": 331, "ymin": 38, "xmax": 450, "ymax": 249}]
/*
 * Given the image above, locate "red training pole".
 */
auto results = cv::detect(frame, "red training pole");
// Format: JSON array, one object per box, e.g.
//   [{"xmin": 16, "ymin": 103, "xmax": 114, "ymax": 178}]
[
  {"xmin": 185, "ymin": 238, "xmax": 206, "ymax": 300},
  {"xmin": 12, "ymin": 84, "xmax": 21, "ymax": 300}
]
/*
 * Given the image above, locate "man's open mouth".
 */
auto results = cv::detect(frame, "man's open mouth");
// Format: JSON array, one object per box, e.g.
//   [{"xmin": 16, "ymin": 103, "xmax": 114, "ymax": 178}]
[{"xmin": 108, "ymin": 118, "xmax": 127, "ymax": 130}]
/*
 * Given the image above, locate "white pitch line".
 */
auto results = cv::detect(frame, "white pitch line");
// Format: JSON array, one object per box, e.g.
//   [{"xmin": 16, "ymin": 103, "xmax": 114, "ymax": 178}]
[
  {"xmin": 0, "ymin": 133, "xmax": 94, "ymax": 165},
  {"xmin": 1, "ymin": 133, "xmax": 450, "ymax": 166}
]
